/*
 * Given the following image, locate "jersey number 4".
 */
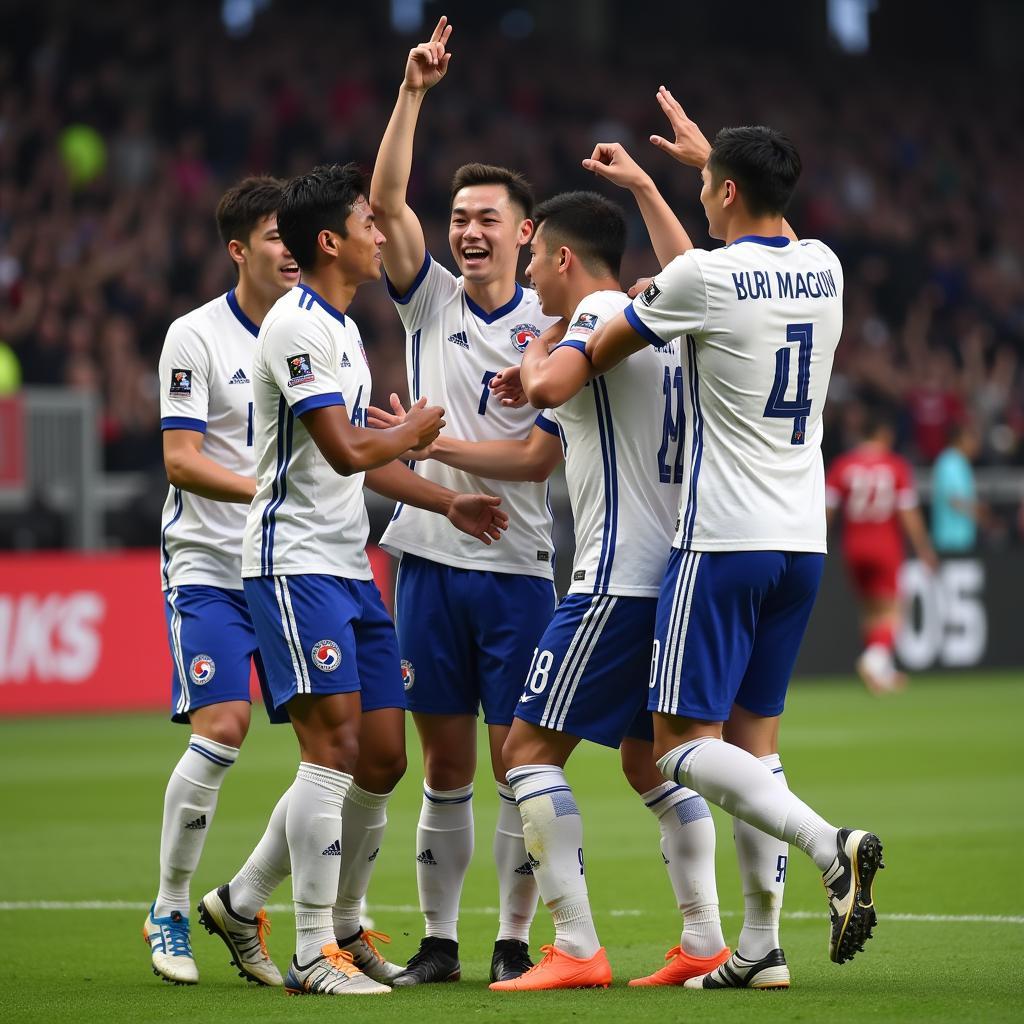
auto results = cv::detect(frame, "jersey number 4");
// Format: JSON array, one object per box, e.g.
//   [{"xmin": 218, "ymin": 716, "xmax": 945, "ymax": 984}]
[{"xmin": 764, "ymin": 323, "xmax": 813, "ymax": 445}]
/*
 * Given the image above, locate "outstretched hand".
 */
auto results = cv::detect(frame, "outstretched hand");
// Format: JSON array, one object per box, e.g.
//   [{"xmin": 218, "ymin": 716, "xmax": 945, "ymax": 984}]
[
  {"xmin": 403, "ymin": 15, "xmax": 453, "ymax": 92},
  {"xmin": 582, "ymin": 142, "xmax": 650, "ymax": 192},
  {"xmin": 448, "ymin": 493, "xmax": 508, "ymax": 545},
  {"xmin": 489, "ymin": 365, "xmax": 528, "ymax": 408},
  {"xmin": 650, "ymin": 86, "xmax": 712, "ymax": 168}
]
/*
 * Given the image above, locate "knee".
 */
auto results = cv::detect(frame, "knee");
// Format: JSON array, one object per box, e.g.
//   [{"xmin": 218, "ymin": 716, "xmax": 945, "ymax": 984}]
[
  {"xmin": 423, "ymin": 747, "xmax": 474, "ymax": 790},
  {"xmin": 304, "ymin": 732, "xmax": 360, "ymax": 775},
  {"xmin": 191, "ymin": 709, "xmax": 249, "ymax": 750},
  {"xmin": 358, "ymin": 748, "xmax": 407, "ymax": 794}
]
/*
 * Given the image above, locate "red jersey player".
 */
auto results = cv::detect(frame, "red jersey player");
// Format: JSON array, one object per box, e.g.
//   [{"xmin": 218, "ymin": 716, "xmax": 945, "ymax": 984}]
[{"xmin": 825, "ymin": 413, "xmax": 938, "ymax": 692}]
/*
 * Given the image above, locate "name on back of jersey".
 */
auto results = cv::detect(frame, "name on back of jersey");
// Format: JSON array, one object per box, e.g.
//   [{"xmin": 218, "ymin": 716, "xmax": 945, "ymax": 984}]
[{"xmin": 732, "ymin": 268, "xmax": 839, "ymax": 302}]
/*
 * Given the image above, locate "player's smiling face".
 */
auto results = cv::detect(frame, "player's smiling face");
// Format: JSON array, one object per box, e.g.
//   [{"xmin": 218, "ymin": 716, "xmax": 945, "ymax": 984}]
[
  {"xmin": 449, "ymin": 184, "xmax": 532, "ymax": 285},
  {"xmin": 242, "ymin": 214, "xmax": 299, "ymax": 293},
  {"xmin": 339, "ymin": 198, "xmax": 386, "ymax": 284},
  {"xmin": 524, "ymin": 223, "xmax": 565, "ymax": 317}
]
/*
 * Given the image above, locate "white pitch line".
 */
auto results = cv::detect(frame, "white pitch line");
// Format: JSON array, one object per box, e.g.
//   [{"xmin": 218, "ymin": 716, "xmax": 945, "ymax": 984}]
[{"xmin": 0, "ymin": 901, "xmax": 1020, "ymax": 925}]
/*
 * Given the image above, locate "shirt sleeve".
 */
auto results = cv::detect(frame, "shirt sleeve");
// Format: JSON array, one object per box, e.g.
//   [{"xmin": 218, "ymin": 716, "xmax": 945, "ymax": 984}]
[
  {"xmin": 384, "ymin": 251, "xmax": 460, "ymax": 333},
  {"xmin": 159, "ymin": 319, "xmax": 211, "ymax": 432},
  {"xmin": 534, "ymin": 411, "xmax": 559, "ymax": 436},
  {"xmin": 625, "ymin": 252, "xmax": 708, "ymax": 348},
  {"xmin": 262, "ymin": 311, "xmax": 345, "ymax": 418}
]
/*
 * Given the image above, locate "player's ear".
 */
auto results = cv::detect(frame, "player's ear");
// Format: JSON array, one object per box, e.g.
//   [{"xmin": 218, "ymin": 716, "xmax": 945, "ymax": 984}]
[
  {"xmin": 722, "ymin": 178, "xmax": 737, "ymax": 209},
  {"xmin": 226, "ymin": 239, "xmax": 247, "ymax": 267},
  {"xmin": 558, "ymin": 246, "xmax": 571, "ymax": 273},
  {"xmin": 318, "ymin": 229, "xmax": 338, "ymax": 259},
  {"xmin": 518, "ymin": 217, "xmax": 535, "ymax": 246}
]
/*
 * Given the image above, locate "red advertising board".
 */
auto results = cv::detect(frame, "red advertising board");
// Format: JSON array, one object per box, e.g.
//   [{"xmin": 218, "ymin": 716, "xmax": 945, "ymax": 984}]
[{"xmin": 0, "ymin": 547, "xmax": 397, "ymax": 716}]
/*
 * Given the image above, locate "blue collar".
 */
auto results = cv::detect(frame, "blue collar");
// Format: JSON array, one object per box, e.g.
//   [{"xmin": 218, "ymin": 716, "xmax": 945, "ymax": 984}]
[
  {"xmin": 730, "ymin": 235, "xmax": 791, "ymax": 248},
  {"xmin": 298, "ymin": 284, "xmax": 347, "ymax": 324},
  {"xmin": 464, "ymin": 283, "xmax": 524, "ymax": 324},
  {"xmin": 226, "ymin": 288, "xmax": 259, "ymax": 337}
]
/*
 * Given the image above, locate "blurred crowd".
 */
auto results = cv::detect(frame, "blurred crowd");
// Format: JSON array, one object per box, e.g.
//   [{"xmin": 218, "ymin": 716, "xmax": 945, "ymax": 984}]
[{"xmin": 2, "ymin": 2, "xmax": 1023, "ymax": 485}]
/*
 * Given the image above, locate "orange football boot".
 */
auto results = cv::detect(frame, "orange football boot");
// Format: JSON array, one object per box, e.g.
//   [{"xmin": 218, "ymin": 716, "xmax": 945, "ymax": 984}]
[
  {"xmin": 629, "ymin": 945, "xmax": 731, "ymax": 987},
  {"xmin": 488, "ymin": 944, "xmax": 612, "ymax": 991}
]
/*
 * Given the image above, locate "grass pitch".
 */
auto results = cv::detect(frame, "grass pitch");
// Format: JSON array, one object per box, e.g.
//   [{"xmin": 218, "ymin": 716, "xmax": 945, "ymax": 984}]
[{"xmin": 1, "ymin": 672, "xmax": 1021, "ymax": 1023}]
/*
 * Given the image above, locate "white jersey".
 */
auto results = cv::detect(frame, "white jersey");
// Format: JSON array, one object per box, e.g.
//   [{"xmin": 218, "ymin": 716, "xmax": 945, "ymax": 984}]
[
  {"xmin": 241, "ymin": 284, "xmax": 374, "ymax": 581},
  {"xmin": 379, "ymin": 253, "xmax": 560, "ymax": 578},
  {"xmin": 551, "ymin": 291, "xmax": 680, "ymax": 598},
  {"xmin": 626, "ymin": 235, "xmax": 844, "ymax": 553},
  {"xmin": 158, "ymin": 289, "xmax": 260, "ymax": 591}
]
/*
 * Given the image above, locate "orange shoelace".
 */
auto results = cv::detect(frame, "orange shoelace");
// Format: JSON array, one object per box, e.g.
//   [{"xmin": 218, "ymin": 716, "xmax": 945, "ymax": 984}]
[
  {"xmin": 322, "ymin": 943, "xmax": 362, "ymax": 977},
  {"xmin": 360, "ymin": 929, "xmax": 393, "ymax": 963},
  {"xmin": 253, "ymin": 910, "xmax": 272, "ymax": 959}
]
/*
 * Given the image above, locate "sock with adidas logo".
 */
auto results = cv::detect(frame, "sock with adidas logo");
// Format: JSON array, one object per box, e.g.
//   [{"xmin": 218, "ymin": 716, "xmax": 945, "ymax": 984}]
[
  {"xmin": 493, "ymin": 782, "xmax": 539, "ymax": 944},
  {"xmin": 416, "ymin": 783, "xmax": 474, "ymax": 941},
  {"xmin": 641, "ymin": 781, "xmax": 726, "ymax": 958},
  {"xmin": 154, "ymin": 735, "xmax": 238, "ymax": 919},
  {"xmin": 228, "ymin": 785, "xmax": 293, "ymax": 919},
  {"xmin": 288, "ymin": 762, "xmax": 352, "ymax": 964},
  {"xmin": 333, "ymin": 785, "xmax": 392, "ymax": 941}
]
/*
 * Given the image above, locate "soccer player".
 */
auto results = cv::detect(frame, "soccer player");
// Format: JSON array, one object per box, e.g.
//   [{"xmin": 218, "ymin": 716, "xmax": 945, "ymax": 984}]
[
  {"xmin": 369, "ymin": 18, "xmax": 560, "ymax": 985},
  {"xmin": 587, "ymin": 89, "xmax": 884, "ymax": 987},
  {"xmin": 146, "ymin": 176, "xmax": 295, "ymax": 987},
  {"xmin": 825, "ymin": 409, "xmax": 938, "ymax": 692},
  {"xmin": 372, "ymin": 180, "xmax": 731, "ymax": 991},
  {"xmin": 237, "ymin": 163, "xmax": 509, "ymax": 996}
]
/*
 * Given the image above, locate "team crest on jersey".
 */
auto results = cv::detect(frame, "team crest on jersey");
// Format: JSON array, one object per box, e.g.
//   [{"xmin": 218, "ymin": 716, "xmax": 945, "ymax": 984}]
[
  {"xmin": 189, "ymin": 654, "xmax": 215, "ymax": 685},
  {"xmin": 569, "ymin": 312, "xmax": 599, "ymax": 333},
  {"xmin": 286, "ymin": 353, "xmax": 315, "ymax": 387},
  {"xmin": 401, "ymin": 659, "xmax": 415, "ymax": 691},
  {"xmin": 311, "ymin": 639, "xmax": 342, "ymax": 672},
  {"xmin": 510, "ymin": 323, "xmax": 540, "ymax": 353},
  {"xmin": 169, "ymin": 368, "xmax": 193, "ymax": 397},
  {"xmin": 639, "ymin": 280, "xmax": 661, "ymax": 306}
]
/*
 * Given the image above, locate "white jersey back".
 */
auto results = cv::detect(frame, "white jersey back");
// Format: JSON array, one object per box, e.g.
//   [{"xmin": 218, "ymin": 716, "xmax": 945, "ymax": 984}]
[
  {"xmin": 551, "ymin": 291, "xmax": 680, "ymax": 597},
  {"xmin": 158, "ymin": 289, "xmax": 260, "ymax": 591},
  {"xmin": 379, "ymin": 253, "xmax": 560, "ymax": 578},
  {"xmin": 627, "ymin": 236, "xmax": 843, "ymax": 553},
  {"xmin": 241, "ymin": 284, "xmax": 373, "ymax": 580}
]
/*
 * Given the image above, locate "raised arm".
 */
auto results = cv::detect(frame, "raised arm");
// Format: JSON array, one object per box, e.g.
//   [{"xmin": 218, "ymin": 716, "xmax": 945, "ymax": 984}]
[
  {"xmin": 583, "ymin": 142, "xmax": 692, "ymax": 266},
  {"xmin": 369, "ymin": 16, "xmax": 452, "ymax": 293},
  {"xmin": 163, "ymin": 429, "xmax": 256, "ymax": 503}
]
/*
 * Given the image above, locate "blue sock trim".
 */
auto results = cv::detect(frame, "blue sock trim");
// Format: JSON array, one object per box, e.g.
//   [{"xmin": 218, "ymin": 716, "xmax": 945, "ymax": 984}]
[{"xmin": 188, "ymin": 742, "xmax": 235, "ymax": 767}]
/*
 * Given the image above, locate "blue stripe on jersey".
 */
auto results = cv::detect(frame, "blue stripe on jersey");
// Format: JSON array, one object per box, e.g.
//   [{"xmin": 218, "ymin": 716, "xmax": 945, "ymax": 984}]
[
  {"xmin": 298, "ymin": 284, "xmax": 347, "ymax": 324},
  {"xmin": 260, "ymin": 397, "xmax": 295, "ymax": 575},
  {"xmin": 551, "ymin": 339, "xmax": 591, "ymax": 359},
  {"xmin": 161, "ymin": 416, "xmax": 207, "ymax": 432},
  {"xmin": 624, "ymin": 302, "xmax": 667, "ymax": 348},
  {"xmin": 292, "ymin": 392, "xmax": 345, "ymax": 419},
  {"xmin": 386, "ymin": 251, "xmax": 433, "ymax": 304},
  {"xmin": 160, "ymin": 488, "xmax": 184, "ymax": 588},
  {"xmin": 534, "ymin": 413, "xmax": 559, "ymax": 436},
  {"xmin": 465, "ymin": 283, "xmax": 524, "ymax": 324},
  {"xmin": 682, "ymin": 335, "xmax": 704, "ymax": 547},
  {"xmin": 226, "ymin": 288, "xmax": 259, "ymax": 337},
  {"xmin": 592, "ymin": 377, "xmax": 619, "ymax": 593},
  {"xmin": 411, "ymin": 328, "xmax": 422, "ymax": 400}
]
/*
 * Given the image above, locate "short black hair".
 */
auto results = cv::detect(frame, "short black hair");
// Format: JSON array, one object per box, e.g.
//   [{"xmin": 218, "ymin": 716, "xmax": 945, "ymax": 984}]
[
  {"xmin": 533, "ymin": 191, "xmax": 626, "ymax": 278},
  {"xmin": 215, "ymin": 175, "xmax": 285, "ymax": 248},
  {"xmin": 278, "ymin": 163, "xmax": 368, "ymax": 271},
  {"xmin": 708, "ymin": 126, "xmax": 801, "ymax": 217},
  {"xmin": 450, "ymin": 163, "xmax": 535, "ymax": 221}
]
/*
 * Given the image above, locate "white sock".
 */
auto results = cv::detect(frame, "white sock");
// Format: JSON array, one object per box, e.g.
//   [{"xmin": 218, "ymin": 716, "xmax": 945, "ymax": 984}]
[
  {"xmin": 334, "ymin": 785, "xmax": 391, "ymax": 942},
  {"xmin": 658, "ymin": 739, "xmax": 839, "ymax": 871},
  {"xmin": 417, "ymin": 783, "xmax": 474, "ymax": 941},
  {"xmin": 288, "ymin": 762, "xmax": 352, "ymax": 963},
  {"xmin": 228, "ymin": 785, "xmax": 293, "ymax": 920},
  {"xmin": 734, "ymin": 754, "xmax": 789, "ymax": 959},
  {"xmin": 508, "ymin": 765, "xmax": 600, "ymax": 959},
  {"xmin": 494, "ymin": 782, "xmax": 539, "ymax": 943},
  {"xmin": 642, "ymin": 781, "xmax": 725, "ymax": 957},
  {"xmin": 155, "ymin": 736, "xmax": 238, "ymax": 918}
]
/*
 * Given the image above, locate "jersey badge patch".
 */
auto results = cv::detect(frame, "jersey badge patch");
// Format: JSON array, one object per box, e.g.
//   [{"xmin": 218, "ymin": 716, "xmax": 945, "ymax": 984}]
[
  {"xmin": 189, "ymin": 654, "xmax": 215, "ymax": 685},
  {"xmin": 510, "ymin": 323, "xmax": 540, "ymax": 353},
  {"xmin": 287, "ymin": 353, "xmax": 315, "ymax": 387},
  {"xmin": 401, "ymin": 659, "xmax": 415, "ymax": 691},
  {"xmin": 169, "ymin": 368, "xmax": 193, "ymax": 397},
  {"xmin": 569, "ymin": 313, "xmax": 599, "ymax": 333},
  {"xmin": 639, "ymin": 280, "xmax": 661, "ymax": 306},
  {"xmin": 311, "ymin": 639, "xmax": 341, "ymax": 672}
]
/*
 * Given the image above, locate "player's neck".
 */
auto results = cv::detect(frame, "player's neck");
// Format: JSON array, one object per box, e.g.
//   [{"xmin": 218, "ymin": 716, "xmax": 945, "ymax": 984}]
[
  {"xmin": 301, "ymin": 269, "xmax": 357, "ymax": 315},
  {"xmin": 723, "ymin": 215, "xmax": 787, "ymax": 245},
  {"xmin": 463, "ymin": 275, "xmax": 518, "ymax": 315},
  {"xmin": 233, "ymin": 276, "xmax": 280, "ymax": 326},
  {"xmin": 560, "ymin": 275, "xmax": 620, "ymax": 320}
]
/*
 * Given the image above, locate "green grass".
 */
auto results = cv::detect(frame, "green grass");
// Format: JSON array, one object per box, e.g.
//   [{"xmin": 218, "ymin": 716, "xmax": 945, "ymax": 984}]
[{"xmin": 1, "ymin": 672, "xmax": 1022, "ymax": 1023}]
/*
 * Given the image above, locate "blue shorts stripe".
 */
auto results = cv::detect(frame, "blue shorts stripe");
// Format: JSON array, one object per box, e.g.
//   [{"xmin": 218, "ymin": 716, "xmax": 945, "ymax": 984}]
[
  {"xmin": 539, "ymin": 595, "xmax": 607, "ymax": 730},
  {"xmin": 668, "ymin": 551, "xmax": 702, "ymax": 714},
  {"xmin": 167, "ymin": 587, "xmax": 189, "ymax": 715},
  {"xmin": 657, "ymin": 551, "xmax": 690, "ymax": 714},
  {"xmin": 274, "ymin": 576, "xmax": 311, "ymax": 694},
  {"xmin": 660, "ymin": 550, "xmax": 700, "ymax": 714},
  {"xmin": 548, "ymin": 596, "xmax": 616, "ymax": 731}
]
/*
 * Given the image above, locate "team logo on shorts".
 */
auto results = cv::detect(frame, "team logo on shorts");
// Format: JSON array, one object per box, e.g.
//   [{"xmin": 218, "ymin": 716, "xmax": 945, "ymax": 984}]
[
  {"xmin": 169, "ymin": 368, "xmax": 193, "ymax": 397},
  {"xmin": 569, "ymin": 312, "xmax": 599, "ymax": 333},
  {"xmin": 311, "ymin": 639, "xmax": 342, "ymax": 672},
  {"xmin": 510, "ymin": 323, "xmax": 540, "ymax": 353},
  {"xmin": 401, "ymin": 659, "xmax": 415, "ymax": 691},
  {"xmin": 286, "ymin": 353, "xmax": 315, "ymax": 387},
  {"xmin": 189, "ymin": 654, "xmax": 216, "ymax": 685}
]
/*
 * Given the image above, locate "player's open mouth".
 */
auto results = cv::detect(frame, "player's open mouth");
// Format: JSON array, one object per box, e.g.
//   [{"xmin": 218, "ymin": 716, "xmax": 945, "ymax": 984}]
[
  {"xmin": 462, "ymin": 247, "xmax": 489, "ymax": 266},
  {"xmin": 281, "ymin": 264, "xmax": 300, "ymax": 280}
]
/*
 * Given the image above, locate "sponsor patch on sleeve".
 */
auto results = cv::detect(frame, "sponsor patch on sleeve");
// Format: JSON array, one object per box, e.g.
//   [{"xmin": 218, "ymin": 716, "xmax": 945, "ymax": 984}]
[
  {"xmin": 169, "ymin": 368, "xmax": 193, "ymax": 397},
  {"xmin": 286, "ymin": 353, "xmax": 315, "ymax": 387},
  {"xmin": 569, "ymin": 312, "xmax": 599, "ymax": 333},
  {"xmin": 639, "ymin": 280, "xmax": 661, "ymax": 306}
]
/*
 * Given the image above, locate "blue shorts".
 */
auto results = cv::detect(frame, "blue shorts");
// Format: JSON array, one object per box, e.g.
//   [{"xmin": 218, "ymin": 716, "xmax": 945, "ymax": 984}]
[
  {"xmin": 243, "ymin": 575, "xmax": 406, "ymax": 717},
  {"xmin": 164, "ymin": 585, "xmax": 281, "ymax": 724},
  {"xmin": 514, "ymin": 593, "xmax": 656, "ymax": 748},
  {"xmin": 395, "ymin": 554, "xmax": 556, "ymax": 725},
  {"xmin": 650, "ymin": 548, "xmax": 824, "ymax": 721}
]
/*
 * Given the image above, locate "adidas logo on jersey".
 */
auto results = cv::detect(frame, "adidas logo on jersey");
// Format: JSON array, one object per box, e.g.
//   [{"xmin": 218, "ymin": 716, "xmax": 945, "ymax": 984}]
[
  {"xmin": 340, "ymin": 353, "xmax": 351, "ymax": 367},
  {"xmin": 447, "ymin": 330, "xmax": 469, "ymax": 349},
  {"xmin": 322, "ymin": 839, "xmax": 342, "ymax": 856},
  {"xmin": 417, "ymin": 848, "xmax": 438, "ymax": 866},
  {"xmin": 229, "ymin": 368, "xmax": 250, "ymax": 384},
  {"xmin": 514, "ymin": 859, "xmax": 534, "ymax": 876},
  {"xmin": 184, "ymin": 814, "xmax": 207, "ymax": 830}
]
